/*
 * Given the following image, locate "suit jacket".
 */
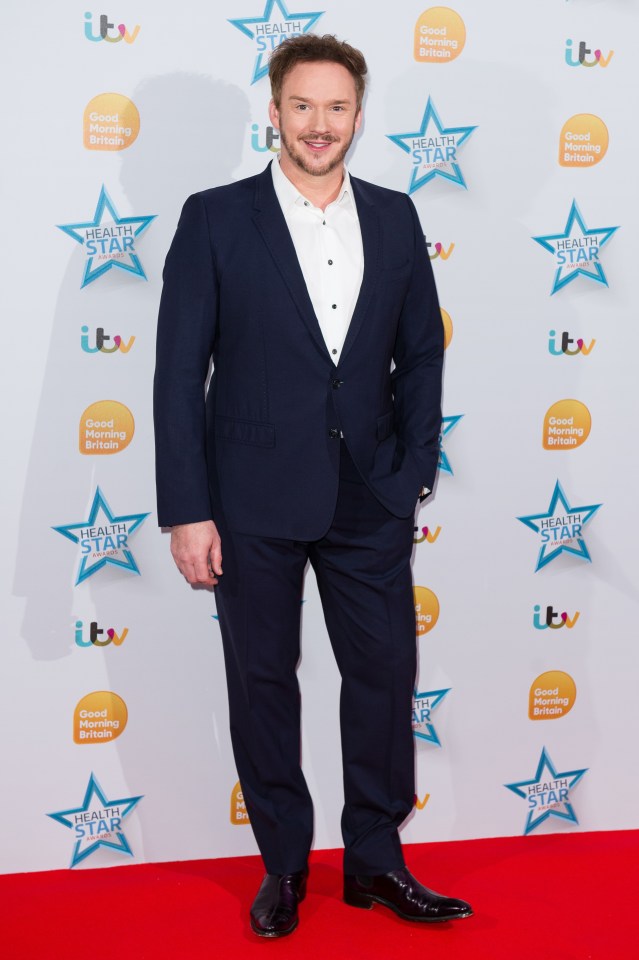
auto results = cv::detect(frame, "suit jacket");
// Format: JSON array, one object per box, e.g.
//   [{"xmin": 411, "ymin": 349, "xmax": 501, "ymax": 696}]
[{"xmin": 154, "ymin": 162, "xmax": 443, "ymax": 540}]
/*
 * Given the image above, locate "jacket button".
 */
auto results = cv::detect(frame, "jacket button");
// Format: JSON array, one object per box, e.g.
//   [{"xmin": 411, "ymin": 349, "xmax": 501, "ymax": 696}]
[
  {"xmin": 328, "ymin": 428, "xmax": 340, "ymax": 439},
  {"xmin": 331, "ymin": 379, "xmax": 343, "ymax": 389}
]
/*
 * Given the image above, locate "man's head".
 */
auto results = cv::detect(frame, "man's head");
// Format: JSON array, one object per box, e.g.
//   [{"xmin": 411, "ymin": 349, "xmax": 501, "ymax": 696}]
[
  {"xmin": 269, "ymin": 34, "xmax": 367, "ymax": 112},
  {"xmin": 268, "ymin": 35, "xmax": 368, "ymax": 180}
]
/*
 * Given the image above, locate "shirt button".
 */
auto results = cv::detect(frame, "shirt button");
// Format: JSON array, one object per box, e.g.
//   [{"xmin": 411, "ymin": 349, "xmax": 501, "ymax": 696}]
[
  {"xmin": 328, "ymin": 259, "xmax": 333, "ymax": 265},
  {"xmin": 331, "ymin": 304, "xmax": 337, "ymax": 309},
  {"xmin": 322, "ymin": 220, "xmax": 326, "ymax": 225},
  {"xmin": 331, "ymin": 349, "xmax": 337, "ymax": 355},
  {"xmin": 303, "ymin": 200, "xmax": 309, "ymax": 206},
  {"xmin": 329, "ymin": 428, "xmax": 340, "ymax": 439}
]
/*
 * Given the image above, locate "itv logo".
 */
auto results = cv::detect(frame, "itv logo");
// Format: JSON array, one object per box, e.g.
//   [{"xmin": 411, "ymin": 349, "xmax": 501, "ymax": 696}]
[{"xmin": 84, "ymin": 12, "xmax": 140, "ymax": 44}]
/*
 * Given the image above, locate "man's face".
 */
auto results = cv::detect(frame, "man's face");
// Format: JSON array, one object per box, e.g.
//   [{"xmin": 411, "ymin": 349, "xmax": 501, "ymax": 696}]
[{"xmin": 269, "ymin": 60, "xmax": 362, "ymax": 178}]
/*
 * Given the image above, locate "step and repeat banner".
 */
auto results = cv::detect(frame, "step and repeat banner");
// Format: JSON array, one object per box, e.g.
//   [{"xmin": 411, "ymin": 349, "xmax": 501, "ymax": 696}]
[{"xmin": 3, "ymin": 0, "xmax": 638, "ymax": 873}]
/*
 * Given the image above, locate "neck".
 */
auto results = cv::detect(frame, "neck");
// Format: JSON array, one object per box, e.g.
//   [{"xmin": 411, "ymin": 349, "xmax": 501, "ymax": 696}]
[{"xmin": 278, "ymin": 154, "xmax": 344, "ymax": 211}]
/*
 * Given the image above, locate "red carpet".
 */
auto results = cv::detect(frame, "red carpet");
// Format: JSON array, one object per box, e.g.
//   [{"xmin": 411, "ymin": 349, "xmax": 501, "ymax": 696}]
[{"xmin": 2, "ymin": 832, "xmax": 637, "ymax": 959}]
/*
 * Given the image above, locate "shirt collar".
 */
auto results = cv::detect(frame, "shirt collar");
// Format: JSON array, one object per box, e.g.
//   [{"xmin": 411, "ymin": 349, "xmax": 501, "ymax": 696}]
[{"xmin": 271, "ymin": 156, "xmax": 356, "ymax": 215}]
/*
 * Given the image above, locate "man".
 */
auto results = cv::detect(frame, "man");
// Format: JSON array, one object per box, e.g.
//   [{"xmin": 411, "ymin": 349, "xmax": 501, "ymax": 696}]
[{"xmin": 154, "ymin": 34, "xmax": 472, "ymax": 938}]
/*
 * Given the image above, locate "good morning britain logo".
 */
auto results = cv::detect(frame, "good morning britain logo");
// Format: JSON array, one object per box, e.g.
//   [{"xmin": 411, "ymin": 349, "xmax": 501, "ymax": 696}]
[
  {"xmin": 229, "ymin": 0, "xmax": 324, "ymax": 83},
  {"xmin": 541, "ymin": 400, "xmax": 591, "ymax": 450},
  {"xmin": 83, "ymin": 94, "xmax": 140, "ymax": 151},
  {"xmin": 413, "ymin": 7, "xmax": 466, "ymax": 63},
  {"xmin": 558, "ymin": 114, "xmax": 608, "ymax": 168},
  {"xmin": 79, "ymin": 401, "xmax": 135, "ymax": 455}
]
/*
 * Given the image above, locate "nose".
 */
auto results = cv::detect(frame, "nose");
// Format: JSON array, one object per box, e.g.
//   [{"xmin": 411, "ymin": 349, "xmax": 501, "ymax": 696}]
[{"xmin": 312, "ymin": 107, "xmax": 331, "ymax": 132}]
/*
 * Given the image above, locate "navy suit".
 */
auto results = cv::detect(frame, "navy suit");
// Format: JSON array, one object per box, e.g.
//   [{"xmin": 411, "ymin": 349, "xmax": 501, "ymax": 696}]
[{"xmin": 154, "ymin": 162, "xmax": 443, "ymax": 874}]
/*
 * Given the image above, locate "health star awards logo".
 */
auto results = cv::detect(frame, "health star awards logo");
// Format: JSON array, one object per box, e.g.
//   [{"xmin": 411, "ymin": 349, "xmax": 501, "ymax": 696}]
[
  {"xmin": 387, "ymin": 98, "xmax": 477, "ymax": 194},
  {"xmin": 438, "ymin": 414, "xmax": 463, "ymax": 475},
  {"xmin": 52, "ymin": 487, "xmax": 150, "ymax": 585},
  {"xmin": 47, "ymin": 773, "xmax": 143, "ymax": 867},
  {"xmin": 228, "ymin": 0, "xmax": 324, "ymax": 84},
  {"xmin": 57, "ymin": 185, "xmax": 156, "ymax": 288},
  {"xmin": 504, "ymin": 747, "xmax": 588, "ymax": 835},
  {"xmin": 532, "ymin": 199, "xmax": 619, "ymax": 295},
  {"xmin": 517, "ymin": 480, "xmax": 602, "ymax": 572},
  {"xmin": 412, "ymin": 688, "xmax": 451, "ymax": 745}
]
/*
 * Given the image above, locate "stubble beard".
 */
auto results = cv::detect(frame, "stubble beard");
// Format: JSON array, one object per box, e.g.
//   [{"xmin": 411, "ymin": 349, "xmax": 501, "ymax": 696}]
[{"xmin": 279, "ymin": 124, "xmax": 356, "ymax": 178}]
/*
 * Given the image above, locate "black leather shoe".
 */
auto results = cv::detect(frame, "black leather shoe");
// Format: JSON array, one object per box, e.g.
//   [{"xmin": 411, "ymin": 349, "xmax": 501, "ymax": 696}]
[
  {"xmin": 250, "ymin": 870, "xmax": 307, "ymax": 938},
  {"xmin": 344, "ymin": 867, "xmax": 473, "ymax": 922}
]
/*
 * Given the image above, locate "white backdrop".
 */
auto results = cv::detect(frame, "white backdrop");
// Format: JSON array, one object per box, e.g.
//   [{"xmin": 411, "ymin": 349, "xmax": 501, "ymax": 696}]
[{"xmin": 2, "ymin": 0, "xmax": 638, "ymax": 873}]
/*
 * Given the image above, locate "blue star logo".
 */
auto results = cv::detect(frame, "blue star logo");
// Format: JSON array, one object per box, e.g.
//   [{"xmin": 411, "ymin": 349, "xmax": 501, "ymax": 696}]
[
  {"xmin": 517, "ymin": 480, "xmax": 602, "ymax": 572},
  {"xmin": 505, "ymin": 747, "xmax": 588, "ymax": 835},
  {"xmin": 387, "ymin": 98, "xmax": 477, "ymax": 194},
  {"xmin": 48, "ymin": 773, "xmax": 143, "ymax": 867},
  {"xmin": 57, "ymin": 185, "xmax": 156, "ymax": 288},
  {"xmin": 438, "ymin": 414, "xmax": 463, "ymax": 475},
  {"xmin": 412, "ymin": 688, "xmax": 451, "ymax": 746},
  {"xmin": 52, "ymin": 487, "xmax": 150, "ymax": 585},
  {"xmin": 229, "ymin": 0, "xmax": 324, "ymax": 84},
  {"xmin": 532, "ymin": 200, "xmax": 619, "ymax": 295}
]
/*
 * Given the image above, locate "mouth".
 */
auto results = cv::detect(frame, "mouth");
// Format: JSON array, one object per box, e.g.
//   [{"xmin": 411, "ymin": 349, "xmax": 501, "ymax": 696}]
[{"xmin": 301, "ymin": 137, "xmax": 337, "ymax": 154}]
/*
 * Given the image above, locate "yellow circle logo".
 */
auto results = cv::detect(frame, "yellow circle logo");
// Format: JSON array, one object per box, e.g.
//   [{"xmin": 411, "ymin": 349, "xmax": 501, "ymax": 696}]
[
  {"xmin": 79, "ymin": 400, "xmax": 135, "ymax": 455},
  {"xmin": 230, "ymin": 781, "xmax": 250, "ymax": 825},
  {"xmin": 542, "ymin": 399, "xmax": 591, "ymax": 450},
  {"xmin": 414, "ymin": 7, "xmax": 466, "ymax": 63},
  {"xmin": 559, "ymin": 114, "xmax": 608, "ymax": 168},
  {"xmin": 74, "ymin": 691, "xmax": 128, "ymax": 743},
  {"xmin": 441, "ymin": 308, "xmax": 453, "ymax": 349},
  {"xmin": 83, "ymin": 93, "xmax": 140, "ymax": 151},
  {"xmin": 414, "ymin": 586, "xmax": 440, "ymax": 636},
  {"xmin": 528, "ymin": 671, "xmax": 577, "ymax": 720}
]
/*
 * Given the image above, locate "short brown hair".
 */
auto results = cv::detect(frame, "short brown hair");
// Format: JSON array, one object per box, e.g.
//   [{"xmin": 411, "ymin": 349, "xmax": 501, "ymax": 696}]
[{"xmin": 269, "ymin": 34, "xmax": 367, "ymax": 110}]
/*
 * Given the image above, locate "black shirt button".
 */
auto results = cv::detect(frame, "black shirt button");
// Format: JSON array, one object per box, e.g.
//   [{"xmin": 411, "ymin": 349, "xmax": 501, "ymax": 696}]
[
  {"xmin": 329, "ymin": 428, "xmax": 340, "ymax": 439},
  {"xmin": 331, "ymin": 348, "xmax": 337, "ymax": 355},
  {"xmin": 331, "ymin": 379, "xmax": 342, "ymax": 389},
  {"xmin": 328, "ymin": 259, "xmax": 333, "ymax": 265},
  {"xmin": 331, "ymin": 304, "xmax": 337, "ymax": 309}
]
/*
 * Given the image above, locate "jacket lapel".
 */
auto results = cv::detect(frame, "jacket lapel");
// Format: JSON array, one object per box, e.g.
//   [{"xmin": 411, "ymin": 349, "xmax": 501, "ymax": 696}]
[
  {"xmin": 251, "ymin": 163, "xmax": 330, "ymax": 361},
  {"xmin": 337, "ymin": 176, "xmax": 380, "ymax": 364},
  {"xmin": 251, "ymin": 164, "xmax": 381, "ymax": 366}
]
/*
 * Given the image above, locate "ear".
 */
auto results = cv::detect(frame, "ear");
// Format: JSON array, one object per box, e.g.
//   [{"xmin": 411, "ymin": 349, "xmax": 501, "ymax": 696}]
[
  {"xmin": 268, "ymin": 99, "xmax": 280, "ymax": 130},
  {"xmin": 354, "ymin": 107, "xmax": 363, "ymax": 133}
]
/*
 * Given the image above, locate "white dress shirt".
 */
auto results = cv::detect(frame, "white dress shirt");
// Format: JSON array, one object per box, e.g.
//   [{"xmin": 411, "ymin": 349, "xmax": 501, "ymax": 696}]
[{"xmin": 271, "ymin": 157, "xmax": 364, "ymax": 363}]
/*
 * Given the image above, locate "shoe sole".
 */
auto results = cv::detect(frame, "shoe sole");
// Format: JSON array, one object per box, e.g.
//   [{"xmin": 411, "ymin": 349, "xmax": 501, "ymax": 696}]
[
  {"xmin": 250, "ymin": 917, "xmax": 299, "ymax": 938},
  {"xmin": 344, "ymin": 891, "xmax": 473, "ymax": 923}
]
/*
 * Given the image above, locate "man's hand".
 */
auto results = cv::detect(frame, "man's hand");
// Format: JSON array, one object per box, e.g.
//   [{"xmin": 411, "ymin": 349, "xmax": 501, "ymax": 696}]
[{"xmin": 170, "ymin": 520, "xmax": 222, "ymax": 587}]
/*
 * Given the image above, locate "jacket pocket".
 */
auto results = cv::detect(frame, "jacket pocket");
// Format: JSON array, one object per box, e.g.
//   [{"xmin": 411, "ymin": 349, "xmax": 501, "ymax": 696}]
[
  {"xmin": 215, "ymin": 416, "xmax": 275, "ymax": 447},
  {"xmin": 376, "ymin": 411, "xmax": 395, "ymax": 441}
]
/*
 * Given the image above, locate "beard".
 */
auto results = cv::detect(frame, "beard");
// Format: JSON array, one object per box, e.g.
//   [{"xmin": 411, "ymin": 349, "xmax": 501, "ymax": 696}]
[{"xmin": 279, "ymin": 122, "xmax": 356, "ymax": 177}]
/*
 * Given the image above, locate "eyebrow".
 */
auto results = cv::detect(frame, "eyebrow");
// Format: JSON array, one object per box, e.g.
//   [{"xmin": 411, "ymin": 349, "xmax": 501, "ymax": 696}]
[{"xmin": 288, "ymin": 96, "xmax": 353, "ymax": 105}]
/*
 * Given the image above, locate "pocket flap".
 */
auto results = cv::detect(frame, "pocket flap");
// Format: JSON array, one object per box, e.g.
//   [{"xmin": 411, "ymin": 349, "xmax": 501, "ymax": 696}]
[{"xmin": 215, "ymin": 416, "xmax": 275, "ymax": 447}]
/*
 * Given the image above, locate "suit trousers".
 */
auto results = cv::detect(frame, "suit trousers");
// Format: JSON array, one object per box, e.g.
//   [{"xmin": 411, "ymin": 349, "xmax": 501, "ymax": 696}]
[{"xmin": 214, "ymin": 441, "xmax": 417, "ymax": 875}]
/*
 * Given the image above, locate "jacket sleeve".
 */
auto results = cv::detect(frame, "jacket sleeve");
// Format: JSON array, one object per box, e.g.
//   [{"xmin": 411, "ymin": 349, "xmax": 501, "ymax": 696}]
[
  {"xmin": 391, "ymin": 194, "xmax": 444, "ymax": 492},
  {"xmin": 153, "ymin": 193, "xmax": 218, "ymax": 527}
]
